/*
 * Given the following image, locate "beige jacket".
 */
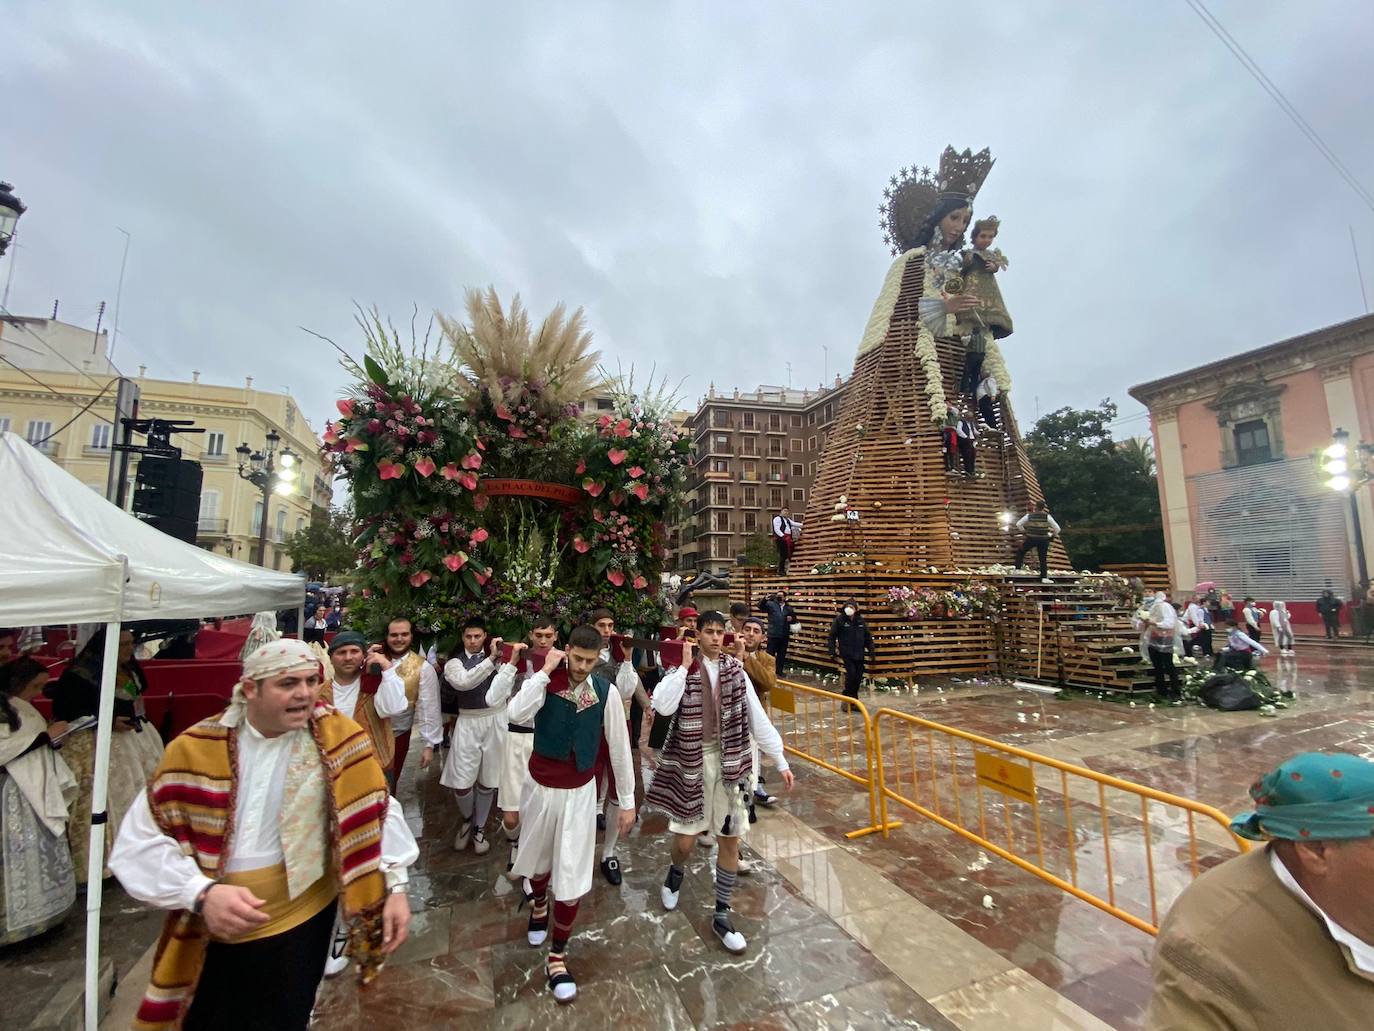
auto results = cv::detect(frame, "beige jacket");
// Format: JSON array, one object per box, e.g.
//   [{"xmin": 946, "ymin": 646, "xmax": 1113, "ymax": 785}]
[{"xmin": 1147, "ymin": 846, "xmax": 1373, "ymax": 1030}]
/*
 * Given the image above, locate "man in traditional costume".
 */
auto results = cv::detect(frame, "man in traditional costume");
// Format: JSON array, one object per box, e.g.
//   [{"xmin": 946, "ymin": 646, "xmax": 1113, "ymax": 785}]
[
  {"xmin": 483, "ymin": 616, "xmax": 560, "ymax": 884},
  {"xmin": 318, "ymin": 630, "xmax": 409, "ymax": 781},
  {"xmin": 380, "ymin": 616, "xmax": 443, "ymax": 783},
  {"xmin": 507, "ymin": 626, "xmax": 636, "ymax": 1003},
  {"xmin": 110, "ymin": 639, "xmax": 417, "ymax": 1031},
  {"xmin": 1146, "ymin": 751, "xmax": 1374, "ymax": 1029},
  {"xmin": 740, "ymin": 616, "xmax": 779, "ymax": 815},
  {"xmin": 440, "ymin": 618, "xmax": 504, "ymax": 855},
  {"xmin": 589, "ymin": 607, "xmax": 649, "ymax": 886},
  {"xmin": 648, "ymin": 610, "xmax": 793, "ymax": 954}
]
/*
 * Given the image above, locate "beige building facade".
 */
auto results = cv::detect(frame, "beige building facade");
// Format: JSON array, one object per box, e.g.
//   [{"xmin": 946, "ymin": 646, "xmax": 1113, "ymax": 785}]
[{"xmin": 0, "ymin": 316, "xmax": 330, "ymax": 570}]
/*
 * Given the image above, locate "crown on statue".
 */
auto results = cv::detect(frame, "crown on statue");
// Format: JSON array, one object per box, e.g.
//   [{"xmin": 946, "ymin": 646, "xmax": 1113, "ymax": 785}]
[{"xmin": 879, "ymin": 146, "xmax": 995, "ymax": 255}]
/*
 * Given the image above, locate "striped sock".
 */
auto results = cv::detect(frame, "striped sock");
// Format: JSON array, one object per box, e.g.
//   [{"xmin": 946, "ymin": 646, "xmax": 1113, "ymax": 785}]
[
  {"xmin": 547, "ymin": 940, "xmax": 573, "ymax": 989},
  {"xmin": 528, "ymin": 873, "xmax": 551, "ymax": 932},
  {"xmin": 553, "ymin": 899, "xmax": 580, "ymax": 941},
  {"xmin": 714, "ymin": 863, "xmax": 736, "ymax": 913}
]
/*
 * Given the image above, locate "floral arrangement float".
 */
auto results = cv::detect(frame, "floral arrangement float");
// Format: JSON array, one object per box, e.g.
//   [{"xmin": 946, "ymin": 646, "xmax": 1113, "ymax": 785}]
[{"xmin": 322, "ymin": 292, "xmax": 691, "ymax": 642}]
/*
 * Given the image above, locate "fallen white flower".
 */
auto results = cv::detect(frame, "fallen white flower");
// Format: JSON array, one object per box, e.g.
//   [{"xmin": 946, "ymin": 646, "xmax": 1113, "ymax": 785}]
[{"xmin": 982, "ymin": 894, "xmax": 996, "ymax": 910}]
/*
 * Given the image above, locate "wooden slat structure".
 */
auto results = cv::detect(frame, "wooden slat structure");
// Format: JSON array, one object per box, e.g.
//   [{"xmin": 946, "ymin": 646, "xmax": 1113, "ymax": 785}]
[
  {"xmin": 732, "ymin": 248, "xmax": 1149, "ymax": 693},
  {"xmin": 1099, "ymin": 563, "xmax": 1173, "ymax": 593}
]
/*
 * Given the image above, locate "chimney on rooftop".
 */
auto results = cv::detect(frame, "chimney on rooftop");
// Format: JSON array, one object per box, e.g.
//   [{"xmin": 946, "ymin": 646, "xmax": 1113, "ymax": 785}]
[
  {"xmin": 245, "ymin": 376, "xmax": 253, "ymax": 389},
  {"xmin": 192, "ymin": 370, "xmax": 200, "ymax": 383},
  {"xmin": 138, "ymin": 364, "xmax": 146, "ymax": 378}
]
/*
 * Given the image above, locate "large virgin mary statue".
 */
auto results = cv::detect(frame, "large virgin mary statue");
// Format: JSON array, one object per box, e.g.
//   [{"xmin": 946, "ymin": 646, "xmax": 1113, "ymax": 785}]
[{"xmin": 857, "ymin": 148, "xmax": 1014, "ymax": 411}]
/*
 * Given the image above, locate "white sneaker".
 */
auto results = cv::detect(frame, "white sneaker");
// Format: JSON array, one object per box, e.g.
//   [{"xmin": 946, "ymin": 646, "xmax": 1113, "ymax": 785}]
[
  {"xmin": 453, "ymin": 818, "xmax": 473, "ymax": 852},
  {"xmin": 550, "ymin": 978, "xmax": 577, "ymax": 1003},
  {"xmin": 472, "ymin": 829, "xmax": 490, "ymax": 856},
  {"xmin": 661, "ymin": 883, "xmax": 680, "ymax": 911},
  {"xmin": 712, "ymin": 914, "xmax": 748, "ymax": 954},
  {"xmin": 736, "ymin": 856, "xmax": 754, "ymax": 875},
  {"xmin": 324, "ymin": 921, "xmax": 350, "ymax": 978}
]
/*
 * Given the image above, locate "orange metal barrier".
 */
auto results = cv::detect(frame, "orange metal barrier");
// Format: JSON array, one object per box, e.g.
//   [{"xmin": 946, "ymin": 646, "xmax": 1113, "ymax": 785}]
[
  {"xmin": 870, "ymin": 707, "xmax": 1251, "ymax": 935},
  {"xmin": 769, "ymin": 679, "xmax": 900, "ymax": 839}
]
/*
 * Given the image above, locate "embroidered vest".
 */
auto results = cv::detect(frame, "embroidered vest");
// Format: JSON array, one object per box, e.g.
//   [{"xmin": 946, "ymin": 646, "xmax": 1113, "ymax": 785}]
[
  {"xmin": 134, "ymin": 708, "xmax": 389, "ymax": 1030},
  {"xmin": 644, "ymin": 655, "xmax": 754, "ymax": 823},
  {"xmin": 444, "ymin": 651, "xmax": 495, "ymax": 713},
  {"xmin": 533, "ymin": 674, "xmax": 609, "ymax": 773},
  {"xmin": 319, "ymin": 679, "xmax": 395, "ymax": 768}
]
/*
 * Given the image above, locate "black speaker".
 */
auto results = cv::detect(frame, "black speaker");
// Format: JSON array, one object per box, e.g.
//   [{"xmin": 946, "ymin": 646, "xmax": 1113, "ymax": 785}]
[{"xmin": 133, "ymin": 459, "xmax": 203, "ymax": 539}]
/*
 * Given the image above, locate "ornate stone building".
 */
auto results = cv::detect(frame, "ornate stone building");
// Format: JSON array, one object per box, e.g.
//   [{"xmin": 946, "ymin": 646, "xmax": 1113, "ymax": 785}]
[{"xmin": 1130, "ymin": 313, "xmax": 1374, "ymax": 600}]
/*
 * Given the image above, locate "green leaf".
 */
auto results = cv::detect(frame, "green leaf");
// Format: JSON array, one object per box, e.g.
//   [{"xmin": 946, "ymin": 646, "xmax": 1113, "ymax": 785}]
[
  {"xmin": 363, "ymin": 353, "xmax": 390, "ymax": 388},
  {"xmin": 460, "ymin": 567, "xmax": 480, "ymax": 596}
]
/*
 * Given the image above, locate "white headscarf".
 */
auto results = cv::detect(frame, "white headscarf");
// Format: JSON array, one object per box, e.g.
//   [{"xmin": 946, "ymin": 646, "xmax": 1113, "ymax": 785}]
[
  {"xmin": 239, "ymin": 611, "xmax": 282, "ymax": 663},
  {"xmin": 224, "ymin": 639, "xmax": 321, "ymax": 724}
]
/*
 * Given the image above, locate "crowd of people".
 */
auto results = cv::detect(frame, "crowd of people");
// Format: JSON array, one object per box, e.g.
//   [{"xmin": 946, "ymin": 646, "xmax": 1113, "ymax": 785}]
[{"xmin": 0, "ymin": 604, "xmax": 798, "ymax": 1025}]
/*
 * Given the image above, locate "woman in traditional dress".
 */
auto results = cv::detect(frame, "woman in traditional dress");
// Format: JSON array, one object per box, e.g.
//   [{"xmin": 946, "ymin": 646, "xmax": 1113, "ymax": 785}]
[
  {"xmin": 0, "ymin": 658, "xmax": 78, "ymax": 944},
  {"xmin": 45, "ymin": 629, "xmax": 164, "ymax": 884}
]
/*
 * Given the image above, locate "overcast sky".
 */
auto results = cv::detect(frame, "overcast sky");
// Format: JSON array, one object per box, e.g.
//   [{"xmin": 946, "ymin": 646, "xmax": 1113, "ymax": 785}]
[{"xmin": 5, "ymin": 2, "xmax": 1373, "ymax": 444}]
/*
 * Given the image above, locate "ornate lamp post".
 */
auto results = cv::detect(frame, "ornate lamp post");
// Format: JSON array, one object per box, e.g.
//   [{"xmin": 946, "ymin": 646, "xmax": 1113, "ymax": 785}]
[
  {"xmin": 0, "ymin": 182, "xmax": 25, "ymax": 257},
  {"xmin": 1323, "ymin": 427, "xmax": 1370, "ymax": 586},
  {"xmin": 236, "ymin": 429, "xmax": 299, "ymax": 566}
]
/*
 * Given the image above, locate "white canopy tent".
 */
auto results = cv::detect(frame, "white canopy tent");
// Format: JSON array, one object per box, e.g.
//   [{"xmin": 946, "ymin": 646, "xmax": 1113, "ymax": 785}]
[{"xmin": 0, "ymin": 433, "xmax": 305, "ymax": 1029}]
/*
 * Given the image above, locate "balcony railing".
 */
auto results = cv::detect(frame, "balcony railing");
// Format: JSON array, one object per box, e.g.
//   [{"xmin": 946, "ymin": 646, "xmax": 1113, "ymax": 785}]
[
  {"xmin": 197, "ymin": 518, "xmax": 230, "ymax": 535},
  {"xmin": 29, "ymin": 440, "xmax": 61, "ymax": 458}
]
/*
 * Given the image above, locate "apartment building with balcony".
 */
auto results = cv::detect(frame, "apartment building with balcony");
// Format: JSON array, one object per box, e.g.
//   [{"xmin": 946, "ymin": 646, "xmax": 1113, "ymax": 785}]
[
  {"xmin": 672, "ymin": 377, "xmax": 848, "ymax": 571},
  {"xmin": 0, "ymin": 314, "xmax": 331, "ymax": 570}
]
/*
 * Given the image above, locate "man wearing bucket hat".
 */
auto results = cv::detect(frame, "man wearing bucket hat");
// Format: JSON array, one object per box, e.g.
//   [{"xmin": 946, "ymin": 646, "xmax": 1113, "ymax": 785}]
[
  {"xmin": 109, "ymin": 639, "xmax": 417, "ymax": 1030},
  {"xmin": 1146, "ymin": 751, "xmax": 1374, "ymax": 1029}
]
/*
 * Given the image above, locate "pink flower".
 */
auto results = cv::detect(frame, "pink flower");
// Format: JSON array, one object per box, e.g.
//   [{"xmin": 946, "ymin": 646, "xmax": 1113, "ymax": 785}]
[
  {"xmin": 409, "ymin": 571, "xmax": 432, "ymax": 588},
  {"xmin": 441, "ymin": 462, "xmax": 461, "ymax": 480},
  {"xmin": 474, "ymin": 570, "xmax": 490, "ymax": 585},
  {"xmin": 378, "ymin": 460, "xmax": 404, "ymax": 480},
  {"xmin": 473, "ymin": 494, "xmax": 490, "ymax": 512},
  {"xmin": 573, "ymin": 536, "xmax": 590, "ymax": 554},
  {"xmin": 608, "ymin": 448, "xmax": 628, "ymax": 466},
  {"xmin": 613, "ymin": 419, "xmax": 632, "ymax": 438},
  {"xmin": 627, "ymin": 466, "xmax": 645, "ymax": 479},
  {"xmin": 344, "ymin": 437, "xmax": 367, "ymax": 453},
  {"xmin": 583, "ymin": 478, "xmax": 604, "ymax": 498},
  {"xmin": 458, "ymin": 472, "xmax": 479, "ymax": 491},
  {"xmin": 413, "ymin": 455, "xmax": 437, "ymax": 478},
  {"xmin": 610, "ymin": 490, "xmax": 625, "ymax": 507},
  {"xmin": 606, "ymin": 570, "xmax": 626, "ymax": 587},
  {"xmin": 366, "ymin": 419, "xmax": 383, "ymax": 434},
  {"xmin": 470, "ymin": 527, "xmax": 489, "ymax": 544},
  {"xmin": 336, "ymin": 398, "xmax": 355, "ymax": 418},
  {"xmin": 475, "ymin": 437, "xmax": 487, "ymax": 451},
  {"xmin": 509, "ymin": 426, "xmax": 527, "ymax": 439},
  {"xmin": 596, "ymin": 414, "xmax": 613, "ymax": 430},
  {"xmin": 461, "ymin": 452, "xmax": 483, "ymax": 470},
  {"xmin": 631, "ymin": 482, "xmax": 649, "ymax": 502},
  {"xmin": 575, "ymin": 458, "xmax": 587, "ymax": 475},
  {"xmin": 632, "ymin": 575, "xmax": 648, "ymax": 590},
  {"xmin": 443, "ymin": 553, "xmax": 467, "ymax": 572},
  {"xmin": 495, "ymin": 403, "xmax": 513, "ymax": 421},
  {"xmin": 322, "ymin": 423, "xmax": 340, "ymax": 446}
]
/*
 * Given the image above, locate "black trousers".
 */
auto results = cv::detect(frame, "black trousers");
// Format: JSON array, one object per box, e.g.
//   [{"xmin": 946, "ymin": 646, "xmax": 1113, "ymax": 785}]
[
  {"xmin": 1148, "ymin": 647, "xmax": 1180, "ymax": 697},
  {"xmin": 775, "ymin": 536, "xmax": 789, "ymax": 574},
  {"xmin": 184, "ymin": 898, "xmax": 338, "ymax": 1031},
  {"xmin": 1015, "ymin": 539, "xmax": 1049, "ymax": 578},
  {"xmin": 959, "ymin": 350, "xmax": 985, "ymax": 395},
  {"xmin": 977, "ymin": 394, "xmax": 998, "ymax": 428},
  {"xmin": 1322, "ymin": 614, "xmax": 1340, "ymax": 638},
  {"xmin": 1196, "ymin": 627, "xmax": 1214, "ymax": 656},
  {"xmin": 766, "ymin": 635, "xmax": 789, "ymax": 677},
  {"xmin": 841, "ymin": 656, "xmax": 864, "ymax": 699},
  {"xmin": 957, "ymin": 437, "xmax": 976, "ymax": 476}
]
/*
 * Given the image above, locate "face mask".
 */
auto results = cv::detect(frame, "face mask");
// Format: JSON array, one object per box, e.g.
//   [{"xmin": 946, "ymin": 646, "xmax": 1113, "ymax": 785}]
[{"xmin": 844, "ymin": 607, "xmax": 856, "ymax": 617}]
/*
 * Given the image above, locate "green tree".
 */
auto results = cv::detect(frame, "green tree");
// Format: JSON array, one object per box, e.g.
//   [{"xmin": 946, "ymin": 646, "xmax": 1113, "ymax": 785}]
[
  {"xmin": 285, "ymin": 507, "xmax": 357, "ymax": 582},
  {"xmin": 1024, "ymin": 401, "xmax": 1165, "ymax": 569},
  {"xmin": 741, "ymin": 531, "xmax": 776, "ymax": 569}
]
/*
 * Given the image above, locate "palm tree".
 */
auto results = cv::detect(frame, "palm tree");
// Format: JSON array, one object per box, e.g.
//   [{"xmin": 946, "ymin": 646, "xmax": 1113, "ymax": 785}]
[{"xmin": 1119, "ymin": 436, "xmax": 1155, "ymax": 477}]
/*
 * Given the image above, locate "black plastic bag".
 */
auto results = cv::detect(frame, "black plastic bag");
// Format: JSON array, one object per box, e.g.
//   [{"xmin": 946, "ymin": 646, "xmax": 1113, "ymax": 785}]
[{"xmin": 1198, "ymin": 672, "xmax": 1262, "ymax": 711}]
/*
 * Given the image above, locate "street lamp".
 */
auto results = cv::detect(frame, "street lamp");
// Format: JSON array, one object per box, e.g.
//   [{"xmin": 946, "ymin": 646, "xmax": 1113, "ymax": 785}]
[
  {"xmin": 1324, "ymin": 427, "xmax": 1369, "ymax": 586},
  {"xmin": 236, "ymin": 429, "xmax": 299, "ymax": 566},
  {"xmin": 0, "ymin": 182, "xmax": 25, "ymax": 257}
]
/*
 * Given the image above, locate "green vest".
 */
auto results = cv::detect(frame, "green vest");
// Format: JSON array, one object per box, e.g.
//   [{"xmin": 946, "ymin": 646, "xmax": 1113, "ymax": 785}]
[
  {"xmin": 532, "ymin": 674, "xmax": 610, "ymax": 773},
  {"xmin": 1023, "ymin": 511, "xmax": 1052, "ymax": 540}
]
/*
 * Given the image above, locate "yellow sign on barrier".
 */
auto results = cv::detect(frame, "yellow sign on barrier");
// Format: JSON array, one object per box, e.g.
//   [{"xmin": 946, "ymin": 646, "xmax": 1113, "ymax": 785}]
[
  {"xmin": 771, "ymin": 682, "xmax": 796, "ymax": 713},
  {"xmin": 975, "ymin": 750, "xmax": 1035, "ymax": 804}
]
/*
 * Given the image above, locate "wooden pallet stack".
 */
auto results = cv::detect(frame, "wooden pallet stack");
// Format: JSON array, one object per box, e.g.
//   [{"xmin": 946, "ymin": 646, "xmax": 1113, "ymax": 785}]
[{"xmin": 736, "ymin": 246, "xmax": 1150, "ymax": 693}]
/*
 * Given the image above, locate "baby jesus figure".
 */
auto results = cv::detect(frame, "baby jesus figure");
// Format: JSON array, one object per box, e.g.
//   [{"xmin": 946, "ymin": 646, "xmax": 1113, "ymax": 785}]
[{"xmin": 956, "ymin": 216, "xmax": 1014, "ymax": 395}]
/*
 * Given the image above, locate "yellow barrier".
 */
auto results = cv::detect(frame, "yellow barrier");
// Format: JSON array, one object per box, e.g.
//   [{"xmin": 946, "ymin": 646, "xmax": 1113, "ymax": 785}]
[
  {"xmin": 870, "ymin": 707, "xmax": 1251, "ymax": 935},
  {"xmin": 769, "ymin": 679, "xmax": 900, "ymax": 839}
]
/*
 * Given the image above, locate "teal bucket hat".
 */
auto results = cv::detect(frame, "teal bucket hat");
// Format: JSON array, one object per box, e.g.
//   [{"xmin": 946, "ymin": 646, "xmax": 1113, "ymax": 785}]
[{"xmin": 1230, "ymin": 752, "xmax": 1374, "ymax": 842}]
